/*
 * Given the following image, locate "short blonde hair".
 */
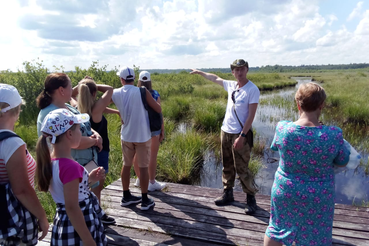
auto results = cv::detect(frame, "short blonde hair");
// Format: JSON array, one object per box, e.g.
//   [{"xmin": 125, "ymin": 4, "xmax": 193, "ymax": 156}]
[
  {"xmin": 0, "ymin": 102, "xmax": 22, "ymax": 117},
  {"xmin": 295, "ymin": 82, "xmax": 326, "ymax": 112}
]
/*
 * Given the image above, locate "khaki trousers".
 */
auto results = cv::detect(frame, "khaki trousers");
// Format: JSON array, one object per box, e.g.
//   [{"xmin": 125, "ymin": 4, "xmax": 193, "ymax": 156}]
[{"xmin": 221, "ymin": 130, "xmax": 258, "ymax": 195}]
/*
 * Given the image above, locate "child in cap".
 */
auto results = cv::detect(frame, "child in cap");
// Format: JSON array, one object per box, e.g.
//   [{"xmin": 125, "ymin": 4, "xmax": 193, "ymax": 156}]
[
  {"xmin": 134, "ymin": 71, "xmax": 166, "ymax": 192},
  {"xmin": 36, "ymin": 108, "xmax": 107, "ymax": 246},
  {"xmin": 0, "ymin": 84, "xmax": 49, "ymax": 245}
]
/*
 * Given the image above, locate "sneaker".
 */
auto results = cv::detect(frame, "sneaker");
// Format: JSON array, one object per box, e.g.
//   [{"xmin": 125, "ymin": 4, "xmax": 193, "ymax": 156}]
[
  {"xmin": 134, "ymin": 178, "xmax": 140, "ymax": 187},
  {"xmin": 141, "ymin": 197, "xmax": 155, "ymax": 210},
  {"xmin": 214, "ymin": 188, "xmax": 234, "ymax": 206},
  {"xmin": 120, "ymin": 194, "xmax": 142, "ymax": 206},
  {"xmin": 148, "ymin": 180, "xmax": 166, "ymax": 192},
  {"xmin": 101, "ymin": 214, "xmax": 116, "ymax": 225}
]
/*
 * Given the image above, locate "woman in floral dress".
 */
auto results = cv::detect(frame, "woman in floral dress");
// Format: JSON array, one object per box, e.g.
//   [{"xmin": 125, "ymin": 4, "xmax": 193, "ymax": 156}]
[{"xmin": 264, "ymin": 82, "xmax": 350, "ymax": 246}]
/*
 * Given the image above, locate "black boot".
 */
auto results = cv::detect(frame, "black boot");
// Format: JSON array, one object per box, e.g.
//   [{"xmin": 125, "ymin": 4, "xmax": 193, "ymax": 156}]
[
  {"xmin": 245, "ymin": 194, "xmax": 257, "ymax": 215},
  {"xmin": 214, "ymin": 188, "xmax": 234, "ymax": 206}
]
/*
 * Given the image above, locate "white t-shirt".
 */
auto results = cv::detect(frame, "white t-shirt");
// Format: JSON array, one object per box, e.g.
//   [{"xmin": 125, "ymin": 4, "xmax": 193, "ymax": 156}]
[
  {"xmin": 0, "ymin": 129, "xmax": 36, "ymax": 187},
  {"xmin": 112, "ymin": 85, "xmax": 151, "ymax": 142},
  {"xmin": 49, "ymin": 158, "xmax": 90, "ymax": 204},
  {"xmin": 221, "ymin": 80, "xmax": 260, "ymax": 134}
]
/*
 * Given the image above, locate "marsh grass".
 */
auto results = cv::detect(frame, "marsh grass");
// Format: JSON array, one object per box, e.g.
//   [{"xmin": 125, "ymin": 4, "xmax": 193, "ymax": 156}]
[
  {"xmin": 192, "ymin": 84, "xmax": 228, "ymax": 100},
  {"xmin": 252, "ymin": 134, "xmax": 267, "ymax": 157},
  {"xmin": 193, "ymin": 99, "xmax": 226, "ymax": 132},
  {"xmin": 156, "ymin": 130, "xmax": 213, "ymax": 184},
  {"xmin": 308, "ymin": 70, "xmax": 369, "ymax": 152},
  {"xmin": 352, "ymin": 197, "xmax": 369, "ymax": 207},
  {"xmin": 162, "ymin": 96, "xmax": 192, "ymax": 121},
  {"xmin": 249, "ymin": 154, "xmax": 264, "ymax": 177},
  {"xmin": 358, "ymin": 159, "xmax": 369, "ymax": 176}
]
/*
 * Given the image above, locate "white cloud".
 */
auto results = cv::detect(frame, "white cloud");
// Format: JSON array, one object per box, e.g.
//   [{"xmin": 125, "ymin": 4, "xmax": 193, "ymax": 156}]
[
  {"xmin": 0, "ymin": 0, "xmax": 368, "ymax": 71},
  {"xmin": 347, "ymin": 1, "xmax": 363, "ymax": 21},
  {"xmin": 355, "ymin": 10, "xmax": 369, "ymax": 35},
  {"xmin": 328, "ymin": 14, "xmax": 338, "ymax": 26}
]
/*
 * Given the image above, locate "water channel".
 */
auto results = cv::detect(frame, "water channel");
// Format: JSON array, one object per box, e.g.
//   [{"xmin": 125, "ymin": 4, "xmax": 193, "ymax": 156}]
[{"xmin": 200, "ymin": 77, "xmax": 369, "ymax": 205}]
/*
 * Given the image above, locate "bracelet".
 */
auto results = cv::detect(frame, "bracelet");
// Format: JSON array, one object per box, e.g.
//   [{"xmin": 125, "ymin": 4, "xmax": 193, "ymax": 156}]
[
  {"xmin": 240, "ymin": 132, "xmax": 247, "ymax": 137},
  {"xmin": 89, "ymin": 181, "xmax": 100, "ymax": 189}
]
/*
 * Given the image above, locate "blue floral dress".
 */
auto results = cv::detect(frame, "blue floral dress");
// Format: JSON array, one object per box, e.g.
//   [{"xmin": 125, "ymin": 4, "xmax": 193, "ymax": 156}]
[{"xmin": 265, "ymin": 121, "xmax": 350, "ymax": 246}]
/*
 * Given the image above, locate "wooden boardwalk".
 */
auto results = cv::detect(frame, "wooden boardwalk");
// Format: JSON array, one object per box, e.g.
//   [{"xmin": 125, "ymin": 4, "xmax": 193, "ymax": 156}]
[{"xmin": 40, "ymin": 179, "xmax": 369, "ymax": 245}]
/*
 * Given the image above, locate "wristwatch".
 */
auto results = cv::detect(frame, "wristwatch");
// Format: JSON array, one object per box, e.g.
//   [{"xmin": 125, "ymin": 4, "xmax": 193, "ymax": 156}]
[{"xmin": 240, "ymin": 132, "xmax": 247, "ymax": 137}]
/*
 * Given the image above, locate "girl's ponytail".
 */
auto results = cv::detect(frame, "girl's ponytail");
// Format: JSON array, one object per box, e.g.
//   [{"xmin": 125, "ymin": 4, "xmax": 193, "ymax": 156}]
[
  {"xmin": 77, "ymin": 84, "xmax": 94, "ymax": 115},
  {"xmin": 77, "ymin": 78, "xmax": 97, "ymax": 116},
  {"xmin": 35, "ymin": 135, "xmax": 52, "ymax": 192},
  {"xmin": 36, "ymin": 90, "xmax": 52, "ymax": 109}
]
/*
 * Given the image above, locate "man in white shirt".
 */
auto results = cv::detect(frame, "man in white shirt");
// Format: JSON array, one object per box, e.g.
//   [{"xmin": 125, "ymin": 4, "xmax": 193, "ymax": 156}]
[
  {"xmin": 190, "ymin": 59, "xmax": 259, "ymax": 215},
  {"xmin": 112, "ymin": 67, "xmax": 162, "ymax": 211}
]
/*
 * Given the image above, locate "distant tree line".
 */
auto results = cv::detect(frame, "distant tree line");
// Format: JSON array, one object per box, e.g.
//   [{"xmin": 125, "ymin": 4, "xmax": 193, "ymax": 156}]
[{"xmin": 143, "ymin": 63, "xmax": 369, "ymax": 74}]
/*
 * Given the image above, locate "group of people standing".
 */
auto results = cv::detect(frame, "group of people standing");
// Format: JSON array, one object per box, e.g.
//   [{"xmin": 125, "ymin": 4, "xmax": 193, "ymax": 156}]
[
  {"xmin": 0, "ymin": 68, "xmax": 165, "ymax": 245},
  {"xmin": 0, "ymin": 58, "xmax": 350, "ymax": 246}
]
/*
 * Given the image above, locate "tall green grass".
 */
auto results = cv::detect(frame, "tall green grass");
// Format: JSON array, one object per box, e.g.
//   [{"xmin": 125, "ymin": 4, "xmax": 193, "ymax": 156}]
[
  {"xmin": 156, "ymin": 130, "xmax": 213, "ymax": 184},
  {"xmin": 193, "ymin": 99, "xmax": 226, "ymax": 132}
]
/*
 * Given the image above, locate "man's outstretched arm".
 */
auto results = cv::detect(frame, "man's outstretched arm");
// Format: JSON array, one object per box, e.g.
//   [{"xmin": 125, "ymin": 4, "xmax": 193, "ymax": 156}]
[{"xmin": 190, "ymin": 69, "xmax": 224, "ymax": 86}]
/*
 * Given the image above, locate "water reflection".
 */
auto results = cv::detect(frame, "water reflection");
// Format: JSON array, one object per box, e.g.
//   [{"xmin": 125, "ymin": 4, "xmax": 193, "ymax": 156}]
[{"xmin": 200, "ymin": 78, "xmax": 369, "ymax": 205}]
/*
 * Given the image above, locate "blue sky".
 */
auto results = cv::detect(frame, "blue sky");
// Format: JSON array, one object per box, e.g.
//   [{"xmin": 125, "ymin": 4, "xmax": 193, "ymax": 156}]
[{"xmin": 0, "ymin": 0, "xmax": 368, "ymax": 71}]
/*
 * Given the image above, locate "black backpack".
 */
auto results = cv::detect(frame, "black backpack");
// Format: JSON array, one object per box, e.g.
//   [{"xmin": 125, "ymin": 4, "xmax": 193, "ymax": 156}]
[
  {"xmin": 139, "ymin": 87, "xmax": 163, "ymax": 132},
  {"xmin": 0, "ymin": 131, "xmax": 21, "ymax": 231},
  {"xmin": 0, "ymin": 131, "xmax": 21, "ymax": 142}
]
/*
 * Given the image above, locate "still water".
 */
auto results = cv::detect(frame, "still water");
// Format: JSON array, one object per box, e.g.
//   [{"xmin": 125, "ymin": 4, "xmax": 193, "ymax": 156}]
[{"xmin": 200, "ymin": 78, "xmax": 369, "ymax": 205}]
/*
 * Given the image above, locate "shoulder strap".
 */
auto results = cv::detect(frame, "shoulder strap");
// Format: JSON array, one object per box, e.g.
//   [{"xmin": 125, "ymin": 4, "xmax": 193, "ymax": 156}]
[
  {"xmin": 0, "ymin": 132, "xmax": 21, "ymax": 142},
  {"xmin": 233, "ymin": 104, "xmax": 244, "ymax": 129},
  {"xmin": 139, "ymin": 87, "xmax": 148, "ymax": 110}
]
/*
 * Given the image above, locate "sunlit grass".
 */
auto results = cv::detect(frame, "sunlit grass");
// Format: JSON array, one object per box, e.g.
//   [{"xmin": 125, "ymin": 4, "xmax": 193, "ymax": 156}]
[
  {"xmin": 193, "ymin": 99, "xmax": 226, "ymax": 132},
  {"xmin": 156, "ymin": 130, "xmax": 214, "ymax": 184}
]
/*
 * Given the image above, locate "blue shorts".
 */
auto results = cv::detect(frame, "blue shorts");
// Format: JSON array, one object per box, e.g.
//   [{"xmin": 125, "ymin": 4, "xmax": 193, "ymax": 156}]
[
  {"xmin": 97, "ymin": 150, "xmax": 109, "ymax": 174},
  {"xmin": 151, "ymin": 129, "xmax": 161, "ymax": 137}
]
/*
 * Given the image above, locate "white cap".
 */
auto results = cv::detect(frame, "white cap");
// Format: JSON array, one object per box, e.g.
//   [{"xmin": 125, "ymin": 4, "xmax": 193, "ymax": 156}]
[
  {"xmin": 41, "ymin": 108, "xmax": 90, "ymax": 144},
  {"xmin": 116, "ymin": 67, "xmax": 135, "ymax": 81},
  {"xmin": 0, "ymin": 84, "xmax": 23, "ymax": 113},
  {"xmin": 139, "ymin": 71, "xmax": 151, "ymax": 82}
]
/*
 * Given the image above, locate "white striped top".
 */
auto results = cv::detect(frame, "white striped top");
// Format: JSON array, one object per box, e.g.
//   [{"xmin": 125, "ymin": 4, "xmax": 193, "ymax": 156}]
[{"xmin": 0, "ymin": 130, "xmax": 36, "ymax": 188}]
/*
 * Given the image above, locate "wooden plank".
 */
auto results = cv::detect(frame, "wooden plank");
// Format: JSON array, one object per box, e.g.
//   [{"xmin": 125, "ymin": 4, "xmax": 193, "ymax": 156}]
[
  {"xmin": 105, "ymin": 226, "xmax": 230, "ymax": 246},
  {"xmin": 38, "ymin": 179, "xmax": 369, "ymax": 246},
  {"xmin": 102, "ymin": 180, "xmax": 369, "ymax": 245},
  {"xmin": 109, "ymin": 180, "xmax": 369, "ymax": 214},
  {"xmin": 103, "ymin": 185, "xmax": 369, "ymax": 225},
  {"xmin": 102, "ymin": 194, "xmax": 369, "ymax": 242}
]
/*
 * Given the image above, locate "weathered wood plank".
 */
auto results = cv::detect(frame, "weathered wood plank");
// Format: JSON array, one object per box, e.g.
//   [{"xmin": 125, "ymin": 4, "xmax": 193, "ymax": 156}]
[
  {"xmin": 108, "ymin": 179, "xmax": 369, "ymax": 214},
  {"xmin": 38, "ymin": 179, "xmax": 369, "ymax": 246},
  {"xmin": 103, "ymin": 185, "xmax": 369, "ymax": 225},
  {"xmin": 105, "ymin": 226, "xmax": 231, "ymax": 246},
  {"xmin": 102, "ymin": 195, "xmax": 369, "ymax": 242}
]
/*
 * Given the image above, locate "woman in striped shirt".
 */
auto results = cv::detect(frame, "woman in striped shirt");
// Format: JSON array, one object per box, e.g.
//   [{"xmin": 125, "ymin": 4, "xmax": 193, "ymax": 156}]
[{"xmin": 0, "ymin": 84, "xmax": 48, "ymax": 245}]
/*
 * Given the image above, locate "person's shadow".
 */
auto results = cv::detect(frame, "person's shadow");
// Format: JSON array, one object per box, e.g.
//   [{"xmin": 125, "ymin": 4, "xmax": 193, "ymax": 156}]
[{"xmin": 142, "ymin": 190, "xmax": 236, "ymax": 245}]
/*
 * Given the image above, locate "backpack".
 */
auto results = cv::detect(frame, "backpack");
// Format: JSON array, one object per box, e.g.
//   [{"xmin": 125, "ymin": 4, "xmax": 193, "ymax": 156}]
[
  {"xmin": 0, "ymin": 131, "xmax": 21, "ymax": 231},
  {"xmin": 0, "ymin": 131, "xmax": 21, "ymax": 142},
  {"xmin": 139, "ymin": 87, "xmax": 163, "ymax": 132}
]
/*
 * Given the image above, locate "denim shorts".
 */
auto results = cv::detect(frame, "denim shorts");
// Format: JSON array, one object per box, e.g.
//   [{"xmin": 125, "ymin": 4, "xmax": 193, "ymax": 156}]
[
  {"xmin": 151, "ymin": 129, "xmax": 161, "ymax": 137},
  {"xmin": 97, "ymin": 150, "xmax": 109, "ymax": 174}
]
